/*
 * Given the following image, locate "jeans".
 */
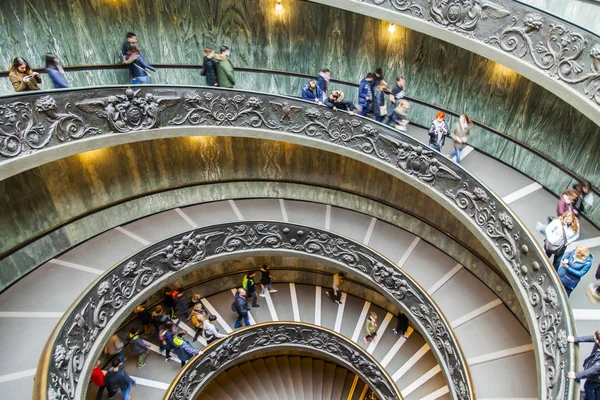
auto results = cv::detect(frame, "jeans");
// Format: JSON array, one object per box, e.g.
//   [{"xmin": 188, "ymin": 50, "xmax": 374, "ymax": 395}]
[
  {"xmin": 121, "ymin": 383, "xmax": 132, "ymax": 400},
  {"xmin": 585, "ymin": 380, "xmax": 600, "ymax": 400},
  {"xmin": 327, "ymin": 289, "xmax": 342, "ymax": 302},
  {"xmin": 193, "ymin": 327, "xmax": 203, "ymax": 342},
  {"xmin": 116, "ymin": 350, "xmax": 126, "ymax": 363},
  {"xmin": 429, "ymin": 143, "xmax": 442, "ymax": 152},
  {"xmin": 95, "ymin": 386, "xmax": 105, "ymax": 400},
  {"xmin": 260, "ymin": 283, "xmax": 273, "ymax": 295},
  {"xmin": 175, "ymin": 312, "xmax": 189, "ymax": 327},
  {"xmin": 137, "ymin": 349, "xmax": 148, "ymax": 368},
  {"xmin": 375, "ymin": 115, "xmax": 385, "ymax": 122},
  {"xmin": 249, "ymin": 291, "xmax": 259, "ymax": 306},
  {"xmin": 360, "ymin": 101, "xmax": 371, "ymax": 116},
  {"xmin": 132, "ymin": 75, "xmax": 149, "ymax": 85},
  {"xmin": 234, "ymin": 313, "xmax": 251, "ymax": 328},
  {"xmin": 545, "ymin": 248, "xmax": 565, "ymax": 271},
  {"xmin": 448, "ymin": 147, "xmax": 463, "ymax": 163}
]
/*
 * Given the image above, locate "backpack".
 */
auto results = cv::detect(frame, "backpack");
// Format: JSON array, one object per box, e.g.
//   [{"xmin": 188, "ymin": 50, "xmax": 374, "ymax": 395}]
[{"xmin": 231, "ymin": 299, "xmax": 239, "ymax": 313}]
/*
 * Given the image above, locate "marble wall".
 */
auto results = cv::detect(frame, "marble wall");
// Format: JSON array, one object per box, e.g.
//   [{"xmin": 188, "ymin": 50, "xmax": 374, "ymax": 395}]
[{"xmin": 0, "ymin": 0, "xmax": 599, "ymax": 223}]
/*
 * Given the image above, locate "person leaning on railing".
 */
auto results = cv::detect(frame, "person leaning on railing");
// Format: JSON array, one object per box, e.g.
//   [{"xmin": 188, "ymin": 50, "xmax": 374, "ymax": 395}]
[
  {"xmin": 324, "ymin": 90, "xmax": 355, "ymax": 115},
  {"xmin": 8, "ymin": 57, "xmax": 41, "ymax": 92},
  {"xmin": 568, "ymin": 332, "xmax": 600, "ymax": 399}
]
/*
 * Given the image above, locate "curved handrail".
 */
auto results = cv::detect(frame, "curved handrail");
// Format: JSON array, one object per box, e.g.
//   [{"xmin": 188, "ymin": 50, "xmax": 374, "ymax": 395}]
[
  {"xmin": 164, "ymin": 322, "xmax": 402, "ymax": 400},
  {"xmin": 35, "ymin": 221, "xmax": 472, "ymax": 399},
  {"xmin": 0, "ymin": 63, "xmax": 596, "ymax": 202},
  {"xmin": 10, "ymin": 85, "xmax": 569, "ymax": 399}
]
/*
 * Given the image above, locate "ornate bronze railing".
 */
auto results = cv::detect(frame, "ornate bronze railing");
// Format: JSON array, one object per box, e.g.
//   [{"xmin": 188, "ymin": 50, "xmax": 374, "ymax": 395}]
[
  {"xmin": 313, "ymin": 0, "xmax": 600, "ymax": 129},
  {"xmin": 164, "ymin": 321, "xmax": 401, "ymax": 400},
  {"xmin": 35, "ymin": 221, "xmax": 472, "ymax": 400},
  {"xmin": 9, "ymin": 86, "xmax": 570, "ymax": 399}
]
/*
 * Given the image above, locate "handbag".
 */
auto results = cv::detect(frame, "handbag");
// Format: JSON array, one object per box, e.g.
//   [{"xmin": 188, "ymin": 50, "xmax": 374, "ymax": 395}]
[
  {"xmin": 543, "ymin": 222, "xmax": 567, "ymax": 256},
  {"xmin": 379, "ymin": 105, "xmax": 387, "ymax": 116}
]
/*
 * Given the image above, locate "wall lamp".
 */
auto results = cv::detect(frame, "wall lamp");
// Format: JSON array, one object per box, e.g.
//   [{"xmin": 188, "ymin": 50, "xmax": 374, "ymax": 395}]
[
  {"xmin": 388, "ymin": 23, "xmax": 396, "ymax": 34},
  {"xmin": 275, "ymin": 0, "xmax": 283, "ymax": 13}
]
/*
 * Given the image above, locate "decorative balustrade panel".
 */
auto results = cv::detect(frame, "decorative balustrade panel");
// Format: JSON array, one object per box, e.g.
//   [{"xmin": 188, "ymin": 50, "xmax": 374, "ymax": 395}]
[
  {"xmin": 42, "ymin": 221, "xmax": 470, "ymax": 400},
  {"xmin": 320, "ymin": 0, "xmax": 600, "ymax": 125},
  {"xmin": 9, "ymin": 86, "xmax": 569, "ymax": 400},
  {"xmin": 166, "ymin": 322, "xmax": 401, "ymax": 400}
]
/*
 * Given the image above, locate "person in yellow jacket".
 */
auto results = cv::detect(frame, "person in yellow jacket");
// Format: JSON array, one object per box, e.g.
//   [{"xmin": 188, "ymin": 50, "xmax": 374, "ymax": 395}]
[{"xmin": 191, "ymin": 304, "xmax": 207, "ymax": 342}]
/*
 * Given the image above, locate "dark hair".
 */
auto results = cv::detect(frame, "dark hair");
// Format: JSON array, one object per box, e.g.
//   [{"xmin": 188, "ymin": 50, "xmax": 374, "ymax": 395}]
[
  {"xmin": 164, "ymin": 287, "xmax": 172, "ymax": 294},
  {"xmin": 45, "ymin": 53, "xmax": 59, "ymax": 69},
  {"xmin": 130, "ymin": 328, "xmax": 138, "ymax": 335},
  {"xmin": 396, "ymin": 76, "xmax": 405, "ymax": 82},
  {"xmin": 320, "ymin": 68, "xmax": 330, "ymax": 73},
  {"xmin": 177, "ymin": 330, "xmax": 186, "ymax": 337},
  {"xmin": 337, "ymin": 272, "xmax": 345, "ymax": 278},
  {"xmin": 128, "ymin": 43, "xmax": 140, "ymax": 55},
  {"xmin": 461, "ymin": 114, "xmax": 472, "ymax": 125},
  {"xmin": 595, "ymin": 331, "xmax": 600, "ymax": 343},
  {"xmin": 126, "ymin": 32, "xmax": 137, "ymax": 39},
  {"xmin": 220, "ymin": 46, "xmax": 230, "ymax": 54},
  {"xmin": 165, "ymin": 321, "xmax": 174, "ymax": 330},
  {"xmin": 111, "ymin": 358, "xmax": 120, "ymax": 368},
  {"xmin": 248, "ymin": 271, "xmax": 257, "ymax": 276},
  {"xmin": 209, "ymin": 314, "xmax": 217, "ymax": 322},
  {"xmin": 375, "ymin": 67, "xmax": 383, "ymax": 75},
  {"xmin": 366, "ymin": 72, "xmax": 375, "ymax": 79},
  {"xmin": 10, "ymin": 57, "xmax": 32, "ymax": 76},
  {"xmin": 204, "ymin": 47, "xmax": 213, "ymax": 56}
]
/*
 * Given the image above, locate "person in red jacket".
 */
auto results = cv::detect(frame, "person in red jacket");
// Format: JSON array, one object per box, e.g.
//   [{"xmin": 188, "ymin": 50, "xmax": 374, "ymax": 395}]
[{"xmin": 90, "ymin": 360, "xmax": 105, "ymax": 400}]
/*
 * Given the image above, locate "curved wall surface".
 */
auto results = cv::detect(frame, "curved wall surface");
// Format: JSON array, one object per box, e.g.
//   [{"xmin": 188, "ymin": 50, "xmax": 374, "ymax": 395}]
[{"xmin": 1, "ymin": 0, "xmax": 599, "ymax": 223}]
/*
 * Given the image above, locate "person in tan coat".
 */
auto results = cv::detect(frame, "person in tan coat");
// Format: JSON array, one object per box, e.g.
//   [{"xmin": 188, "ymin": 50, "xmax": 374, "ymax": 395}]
[
  {"xmin": 9, "ymin": 57, "xmax": 41, "ymax": 92},
  {"xmin": 448, "ymin": 114, "xmax": 472, "ymax": 163}
]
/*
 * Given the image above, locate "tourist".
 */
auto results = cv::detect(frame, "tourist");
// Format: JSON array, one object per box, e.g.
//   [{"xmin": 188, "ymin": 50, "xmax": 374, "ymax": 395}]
[
  {"xmin": 373, "ymin": 80, "xmax": 388, "ymax": 123},
  {"xmin": 371, "ymin": 67, "xmax": 383, "ymax": 93},
  {"xmin": 385, "ymin": 77, "xmax": 405, "ymax": 126},
  {"xmin": 104, "ymin": 333, "xmax": 125, "ymax": 363},
  {"xmin": 556, "ymin": 189, "xmax": 580, "ymax": 216},
  {"xmin": 191, "ymin": 304, "xmax": 207, "ymax": 342},
  {"xmin": 243, "ymin": 271, "xmax": 260, "ymax": 308},
  {"xmin": 558, "ymin": 245, "xmax": 594, "ymax": 296},
  {"xmin": 393, "ymin": 100, "xmax": 410, "ymax": 133},
  {"xmin": 164, "ymin": 287, "xmax": 176, "ymax": 319},
  {"xmin": 128, "ymin": 328, "xmax": 149, "ymax": 369},
  {"xmin": 324, "ymin": 90, "xmax": 355, "ymax": 114},
  {"xmin": 162, "ymin": 321, "xmax": 177, "ymax": 362},
  {"xmin": 301, "ymin": 80, "xmax": 324, "ymax": 104},
  {"xmin": 9, "ymin": 57, "xmax": 41, "ymax": 92},
  {"xmin": 568, "ymin": 332, "xmax": 600, "ymax": 399},
  {"xmin": 260, "ymin": 264, "xmax": 277, "ymax": 297},
  {"xmin": 325, "ymin": 272, "xmax": 344, "ymax": 305},
  {"xmin": 44, "ymin": 53, "xmax": 69, "ymax": 89},
  {"xmin": 203, "ymin": 315, "xmax": 226, "ymax": 344},
  {"xmin": 188, "ymin": 293, "xmax": 204, "ymax": 312},
  {"xmin": 90, "ymin": 360, "xmax": 105, "ymax": 400},
  {"xmin": 105, "ymin": 358, "xmax": 136, "ymax": 400},
  {"xmin": 174, "ymin": 330, "xmax": 201, "ymax": 368},
  {"xmin": 573, "ymin": 181, "xmax": 594, "ymax": 214},
  {"xmin": 215, "ymin": 46, "xmax": 236, "ymax": 88},
  {"xmin": 392, "ymin": 313, "xmax": 409, "ymax": 339},
  {"xmin": 543, "ymin": 211, "xmax": 580, "ymax": 270},
  {"xmin": 358, "ymin": 73, "xmax": 374, "ymax": 116},
  {"xmin": 121, "ymin": 32, "xmax": 139, "ymax": 81},
  {"xmin": 201, "ymin": 47, "xmax": 218, "ymax": 87},
  {"xmin": 233, "ymin": 288, "xmax": 251, "ymax": 328},
  {"xmin": 428, "ymin": 111, "xmax": 449, "ymax": 152},
  {"xmin": 174, "ymin": 289, "xmax": 189, "ymax": 326},
  {"xmin": 126, "ymin": 43, "xmax": 156, "ymax": 84},
  {"xmin": 448, "ymin": 114, "xmax": 471, "ymax": 163},
  {"xmin": 134, "ymin": 301, "xmax": 153, "ymax": 336},
  {"xmin": 364, "ymin": 312, "xmax": 378, "ymax": 344},
  {"xmin": 316, "ymin": 68, "xmax": 330, "ymax": 102},
  {"xmin": 152, "ymin": 305, "xmax": 169, "ymax": 333}
]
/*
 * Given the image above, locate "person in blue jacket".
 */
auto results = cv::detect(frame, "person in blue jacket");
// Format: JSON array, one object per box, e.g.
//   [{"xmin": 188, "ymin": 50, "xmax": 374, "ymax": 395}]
[
  {"xmin": 104, "ymin": 358, "xmax": 136, "ymax": 400},
  {"xmin": 569, "ymin": 331, "xmax": 600, "ymax": 399},
  {"xmin": 302, "ymin": 80, "xmax": 324, "ymax": 104},
  {"xmin": 125, "ymin": 43, "xmax": 156, "ymax": 84},
  {"xmin": 45, "ymin": 53, "xmax": 69, "ymax": 89},
  {"xmin": 358, "ymin": 73, "xmax": 374, "ymax": 116},
  {"xmin": 162, "ymin": 321, "xmax": 177, "ymax": 362},
  {"xmin": 316, "ymin": 68, "xmax": 330, "ymax": 102},
  {"xmin": 173, "ymin": 330, "xmax": 201, "ymax": 367},
  {"xmin": 558, "ymin": 245, "xmax": 594, "ymax": 296}
]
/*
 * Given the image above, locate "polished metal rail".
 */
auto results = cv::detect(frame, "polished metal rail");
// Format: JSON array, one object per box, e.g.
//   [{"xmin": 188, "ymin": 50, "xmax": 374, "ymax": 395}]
[
  {"xmin": 164, "ymin": 321, "xmax": 402, "ymax": 400},
  {"xmin": 1, "ymin": 63, "xmax": 595, "ymax": 200},
  {"xmin": 34, "ymin": 221, "xmax": 472, "ymax": 399}
]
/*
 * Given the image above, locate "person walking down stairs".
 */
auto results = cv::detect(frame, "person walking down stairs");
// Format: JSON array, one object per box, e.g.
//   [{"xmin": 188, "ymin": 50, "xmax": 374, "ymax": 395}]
[
  {"xmin": 203, "ymin": 314, "xmax": 226, "ymax": 344},
  {"xmin": 243, "ymin": 271, "xmax": 260, "ymax": 307},
  {"xmin": 105, "ymin": 358, "xmax": 136, "ymax": 400},
  {"xmin": 128, "ymin": 328, "xmax": 149, "ymax": 369},
  {"xmin": 174, "ymin": 330, "xmax": 202, "ymax": 368},
  {"xmin": 191, "ymin": 304, "xmax": 207, "ymax": 342},
  {"xmin": 325, "ymin": 272, "xmax": 344, "ymax": 304},
  {"xmin": 259, "ymin": 264, "xmax": 278, "ymax": 297},
  {"xmin": 364, "ymin": 312, "xmax": 378, "ymax": 344},
  {"xmin": 392, "ymin": 312, "xmax": 409, "ymax": 339},
  {"xmin": 233, "ymin": 288, "xmax": 252, "ymax": 328}
]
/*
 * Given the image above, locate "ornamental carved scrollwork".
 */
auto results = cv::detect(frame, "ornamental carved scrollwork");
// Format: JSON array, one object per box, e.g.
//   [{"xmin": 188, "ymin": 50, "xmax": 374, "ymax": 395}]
[
  {"xmin": 0, "ymin": 96, "xmax": 101, "ymax": 158},
  {"xmin": 44, "ymin": 221, "xmax": 470, "ymax": 400},
  {"xmin": 76, "ymin": 88, "xmax": 179, "ymax": 133},
  {"xmin": 429, "ymin": 0, "xmax": 510, "ymax": 36},
  {"xmin": 168, "ymin": 323, "xmax": 400, "ymax": 400}
]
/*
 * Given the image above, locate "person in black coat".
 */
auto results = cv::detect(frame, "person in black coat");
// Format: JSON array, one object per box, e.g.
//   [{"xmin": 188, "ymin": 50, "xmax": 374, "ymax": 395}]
[
  {"xmin": 104, "ymin": 358, "xmax": 136, "ymax": 399},
  {"xmin": 202, "ymin": 47, "xmax": 218, "ymax": 87},
  {"xmin": 324, "ymin": 90, "xmax": 355, "ymax": 113},
  {"xmin": 259, "ymin": 264, "xmax": 278, "ymax": 296},
  {"xmin": 568, "ymin": 331, "xmax": 600, "ymax": 399}
]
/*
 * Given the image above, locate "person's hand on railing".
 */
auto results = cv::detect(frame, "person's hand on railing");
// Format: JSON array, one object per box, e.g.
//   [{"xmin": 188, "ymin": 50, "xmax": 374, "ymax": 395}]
[
  {"xmin": 567, "ymin": 371, "xmax": 576, "ymax": 380},
  {"xmin": 568, "ymin": 335, "xmax": 575, "ymax": 343}
]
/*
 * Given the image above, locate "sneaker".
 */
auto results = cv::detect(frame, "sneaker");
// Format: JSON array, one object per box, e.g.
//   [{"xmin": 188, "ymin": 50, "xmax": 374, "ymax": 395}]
[
  {"xmin": 536, "ymin": 221, "xmax": 546, "ymax": 233},
  {"xmin": 325, "ymin": 291, "xmax": 330, "ymax": 297},
  {"xmin": 363, "ymin": 336, "xmax": 371, "ymax": 344},
  {"xmin": 252, "ymin": 304, "xmax": 260, "ymax": 308},
  {"xmin": 259, "ymin": 293, "xmax": 266, "ymax": 297},
  {"xmin": 165, "ymin": 357, "xmax": 171, "ymax": 363},
  {"xmin": 137, "ymin": 363, "xmax": 146, "ymax": 369},
  {"xmin": 335, "ymin": 300, "xmax": 342, "ymax": 305},
  {"xmin": 392, "ymin": 329, "xmax": 398, "ymax": 336},
  {"xmin": 269, "ymin": 289, "xmax": 278, "ymax": 293},
  {"xmin": 401, "ymin": 335, "xmax": 408, "ymax": 339}
]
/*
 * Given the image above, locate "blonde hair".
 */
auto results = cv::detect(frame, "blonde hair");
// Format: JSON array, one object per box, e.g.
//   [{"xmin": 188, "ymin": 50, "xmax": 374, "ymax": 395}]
[
  {"xmin": 574, "ymin": 245, "xmax": 590, "ymax": 261},
  {"xmin": 560, "ymin": 211, "xmax": 579, "ymax": 233}
]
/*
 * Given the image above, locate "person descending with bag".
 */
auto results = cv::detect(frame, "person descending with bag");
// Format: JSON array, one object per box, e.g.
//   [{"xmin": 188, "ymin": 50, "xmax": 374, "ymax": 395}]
[
  {"xmin": 233, "ymin": 288, "xmax": 252, "ymax": 328},
  {"xmin": 128, "ymin": 328, "xmax": 149, "ymax": 369},
  {"xmin": 568, "ymin": 331, "xmax": 600, "ymax": 399},
  {"xmin": 242, "ymin": 271, "xmax": 260, "ymax": 307},
  {"xmin": 173, "ymin": 329, "xmax": 201, "ymax": 368},
  {"xmin": 543, "ymin": 211, "xmax": 580, "ymax": 270},
  {"xmin": 364, "ymin": 312, "xmax": 378, "ymax": 344},
  {"xmin": 191, "ymin": 304, "xmax": 207, "ymax": 342}
]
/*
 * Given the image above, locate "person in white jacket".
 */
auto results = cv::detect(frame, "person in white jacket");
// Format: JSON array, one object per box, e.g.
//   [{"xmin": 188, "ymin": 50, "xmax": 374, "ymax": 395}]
[
  {"xmin": 203, "ymin": 314, "xmax": 226, "ymax": 344},
  {"xmin": 544, "ymin": 211, "xmax": 580, "ymax": 270}
]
